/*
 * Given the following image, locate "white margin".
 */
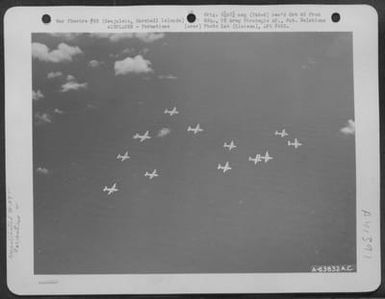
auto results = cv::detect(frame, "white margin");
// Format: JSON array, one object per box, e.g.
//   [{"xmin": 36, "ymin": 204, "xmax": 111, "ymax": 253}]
[{"xmin": 4, "ymin": 5, "xmax": 380, "ymax": 295}]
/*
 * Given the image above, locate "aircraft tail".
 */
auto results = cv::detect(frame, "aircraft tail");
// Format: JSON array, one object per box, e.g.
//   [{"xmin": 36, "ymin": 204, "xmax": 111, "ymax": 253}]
[{"xmin": 217, "ymin": 164, "xmax": 222, "ymax": 170}]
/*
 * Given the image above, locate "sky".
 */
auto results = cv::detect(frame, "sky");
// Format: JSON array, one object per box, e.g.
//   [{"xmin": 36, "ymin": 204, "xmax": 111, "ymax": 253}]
[{"xmin": 32, "ymin": 32, "xmax": 356, "ymax": 274}]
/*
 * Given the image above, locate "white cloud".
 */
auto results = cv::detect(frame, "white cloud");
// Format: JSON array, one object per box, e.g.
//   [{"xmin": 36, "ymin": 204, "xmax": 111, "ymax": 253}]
[
  {"xmin": 114, "ymin": 55, "xmax": 153, "ymax": 75},
  {"xmin": 90, "ymin": 33, "xmax": 164, "ymax": 43},
  {"xmin": 118, "ymin": 47, "xmax": 149, "ymax": 58},
  {"xmin": 32, "ymin": 89, "xmax": 44, "ymax": 101},
  {"xmin": 61, "ymin": 81, "xmax": 88, "ymax": 92},
  {"xmin": 54, "ymin": 108, "xmax": 64, "ymax": 114},
  {"xmin": 36, "ymin": 167, "xmax": 49, "ymax": 175},
  {"xmin": 121, "ymin": 48, "xmax": 135, "ymax": 55},
  {"xmin": 89, "ymin": 33, "xmax": 134, "ymax": 42},
  {"xmin": 47, "ymin": 71, "xmax": 63, "ymax": 79},
  {"xmin": 88, "ymin": 59, "xmax": 102, "ymax": 67},
  {"xmin": 32, "ymin": 42, "xmax": 82, "ymax": 63},
  {"xmin": 60, "ymin": 75, "xmax": 88, "ymax": 92},
  {"xmin": 66, "ymin": 74, "xmax": 76, "ymax": 81},
  {"xmin": 135, "ymin": 33, "xmax": 165, "ymax": 43},
  {"xmin": 48, "ymin": 33, "xmax": 81, "ymax": 41},
  {"xmin": 340, "ymin": 119, "xmax": 355, "ymax": 135},
  {"xmin": 157, "ymin": 128, "xmax": 171, "ymax": 138},
  {"xmin": 109, "ymin": 33, "xmax": 135, "ymax": 42},
  {"xmin": 158, "ymin": 74, "xmax": 177, "ymax": 80},
  {"xmin": 35, "ymin": 112, "xmax": 52, "ymax": 125},
  {"xmin": 89, "ymin": 33, "xmax": 111, "ymax": 39}
]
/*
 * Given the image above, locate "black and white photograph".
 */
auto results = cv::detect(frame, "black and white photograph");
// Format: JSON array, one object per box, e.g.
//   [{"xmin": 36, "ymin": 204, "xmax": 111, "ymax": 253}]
[
  {"xmin": 32, "ymin": 32, "xmax": 356, "ymax": 274},
  {"xmin": 5, "ymin": 5, "xmax": 380, "ymax": 295}
]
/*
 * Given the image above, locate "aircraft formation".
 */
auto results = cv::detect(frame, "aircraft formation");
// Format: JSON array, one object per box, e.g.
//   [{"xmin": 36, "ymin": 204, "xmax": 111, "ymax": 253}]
[
  {"xmin": 275, "ymin": 129, "xmax": 303, "ymax": 148},
  {"xmin": 216, "ymin": 129, "xmax": 302, "ymax": 175},
  {"xmin": 103, "ymin": 105, "xmax": 302, "ymax": 196}
]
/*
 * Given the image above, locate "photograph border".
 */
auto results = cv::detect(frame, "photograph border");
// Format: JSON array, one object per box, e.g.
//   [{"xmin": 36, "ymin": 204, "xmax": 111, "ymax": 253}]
[{"xmin": 4, "ymin": 4, "xmax": 380, "ymax": 295}]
